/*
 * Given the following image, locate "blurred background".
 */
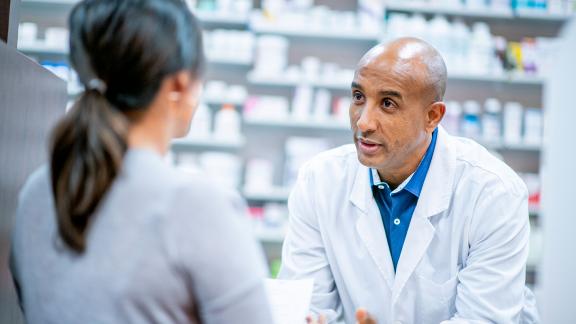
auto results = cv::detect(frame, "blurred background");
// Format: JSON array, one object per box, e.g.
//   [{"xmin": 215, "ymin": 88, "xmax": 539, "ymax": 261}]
[{"xmin": 1, "ymin": 0, "xmax": 576, "ymax": 323}]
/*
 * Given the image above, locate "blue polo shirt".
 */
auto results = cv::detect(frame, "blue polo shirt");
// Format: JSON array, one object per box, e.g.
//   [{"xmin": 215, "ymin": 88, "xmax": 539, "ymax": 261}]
[{"xmin": 370, "ymin": 128, "xmax": 438, "ymax": 271}]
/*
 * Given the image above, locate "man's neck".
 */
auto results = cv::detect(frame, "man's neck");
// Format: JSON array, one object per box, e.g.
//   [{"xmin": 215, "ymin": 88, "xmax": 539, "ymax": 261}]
[{"xmin": 377, "ymin": 134, "xmax": 432, "ymax": 189}]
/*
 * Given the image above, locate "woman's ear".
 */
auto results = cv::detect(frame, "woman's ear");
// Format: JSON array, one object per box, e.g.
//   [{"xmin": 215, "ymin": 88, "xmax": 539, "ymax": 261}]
[
  {"xmin": 165, "ymin": 70, "xmax": 203, "ymax": 138},
  {"xmin": 167, "ymin": 70, "xmax": 192, "ymax": 102}
]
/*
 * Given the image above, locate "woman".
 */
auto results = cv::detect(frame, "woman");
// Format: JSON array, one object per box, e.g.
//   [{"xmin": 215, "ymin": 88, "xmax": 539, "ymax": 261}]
[{"xmin": 10, "ymin": 0, "xmax": 273, "ymax": 323}]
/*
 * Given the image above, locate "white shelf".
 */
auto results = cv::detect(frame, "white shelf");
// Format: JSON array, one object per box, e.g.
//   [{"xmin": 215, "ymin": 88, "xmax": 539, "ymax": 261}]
[
  {"xmin": 514, "ymin": 9, "xmax": 573, "ymax": 21},
  {"xmin": 243, "ymin": 187, "xmax": 291, "ymax": 201},
  {"xmin": 19, "ymin": 44, "xmax": 254, "ymax": 69},
  {"xmin": 386, "ymin": 2, "xmax": 514, "ymax": 18},
  {"xmin": 249, "ymin": 72, "xmax": 543, "ymax": 88},
  {"xmin": 247, "ymin": 74, "xmax": 351, "ymax": 90},
  {"xmin": 18, "ymin": 43, "xmax": 68, "ymax": 55},
  {"xmin": 18, "ymin": 44, "xmax": 252, "ymax": 63},
  {"xmin": 195, "ymin": 11, "xmax": 249, "ymax": 25},
  {"xmin": 19, "ymin": 4, "xmax": 251, "ymax": 25},
  {"xmin": 385, "ymin": 2, "xmax": 572, "ymax": 21},
  {"xmin": 250, "ymin": 22, "xmax": 380, "ymax": 41},
  {"xmin": 449, "ymin": 73, "xmax": 544, "ymax": 85},
  {"xmin": 483, "ymin": 141, "xmax": 542, "ymax": 152},
  {"xmin": 254, "ymin": 228, "xmax": 286, "ymax": 243},
  {"xmin": 314, "ymin": 79, "xmax": 354, "ymax": 90},
  {"xmin": 20, "ymin": 1, "xmax": 571, "ymax": 23},
  {"xmin": 171, "ymin": 137, "xmax": 245, "ymax": 150},
  {"xmin": 247, "ymin": 74, "xmax": 299, "ymax": 87},
  {"xmin": 68, "ymin": 89, "xmax": 247, "ymax": 104},
  {"xmin": 203, "ymin": 96, "xmax": 246, "ymax": 106},
  {"xmin": 207, "ymin": 56, "xmax": 253, "ymax": 66},
  {"xmin": 244, "ymin": 117, "xmax": 350, "ymax": 131},
  {"xmin": 529, "ymin": 207, "xmax": 541, "ymax": 215},
  {"xmin": 499, "ymin": 142, "xmax": 542, "ymax": 152}
]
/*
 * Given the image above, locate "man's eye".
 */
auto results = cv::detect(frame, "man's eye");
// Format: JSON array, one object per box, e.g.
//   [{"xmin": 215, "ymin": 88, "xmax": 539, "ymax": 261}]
[
  {"xmin": 382, "ymin": 98, "xmax": 394, "ymax": 108},
  {"xmin": 352, "ymin": 92, "xmax": 364, "ymax": 102}
]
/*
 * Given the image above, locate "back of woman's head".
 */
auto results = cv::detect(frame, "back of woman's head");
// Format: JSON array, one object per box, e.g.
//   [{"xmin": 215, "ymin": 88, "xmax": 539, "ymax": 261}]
[{"xmin": 50, "ymin": 0, "xmax": 204, "ymax": 252}]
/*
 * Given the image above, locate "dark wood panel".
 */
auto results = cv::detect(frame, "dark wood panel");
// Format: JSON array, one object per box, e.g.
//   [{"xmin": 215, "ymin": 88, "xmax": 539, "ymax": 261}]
[
  {"xmin": 0, "ymin": 40, "xmax": 67, "ymax": 324},
  {"xmin": 0, "ymin": 0, "xmax": 11, "ymax": 42}
]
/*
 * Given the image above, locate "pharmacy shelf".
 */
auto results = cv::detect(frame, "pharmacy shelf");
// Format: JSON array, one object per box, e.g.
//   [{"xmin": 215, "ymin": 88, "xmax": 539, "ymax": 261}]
[
  {"xmin": 244, "ymin": 117, "xmax": 350, "ymax": 132},
  {"xmin": 171, "ymin": 137, "xmax": 245, "ymax": 151},
  {"xmin": 254, "ymin": 228, "xmax": 286, "ymax": 244},
  {"xmin": 449, "ymin": 73, "xmax": 544, "ymax": 85},
  {"xmin": 18, "ymin": 44, "xmax": 253, "ymax": 67},
  {"xmin": 19, "ymin": 2, "xmax": 250, "ymax": 25},
  {"xmin": 484, "ymin": 141, "xmax": 542, "ymax": 152},
  {"xmin": 18, "ymin": 43, "xmax": 68, "ymax": 55},
  {"xmin": 207, "ymin": 56, "xmax": 253, "ymax": 66},
  {"xmin": 247, "ymin": 73, "xmax": 351, "ymax": 90},
  {"xmin": 250, "ymin": 23, "xmax": 380, "ymax": 41},
  {"xmin": 195, "ymin": 11, "xmax": 249, "ymax": 26},
  {"xmin": 247, "ymin": 75, "xmax": 301, "ymax": 87},
  {"xmin": 249, "ymin": 73, "xmax": 543, "ymax": 88},
  {"xmin": 243, "ymin": 187, "xmax": 291, "ymax": 202},
  {"xmin": 385, "ymin": 2, "xmax": 514, "ymax": 19},
  {"xmin": 385, "ymin": 2, "xmax": 572, "ymax": 22},
  {"xmin": 203, "ymin": 96, "xmax": 246, "ymax": 106},
  {"xmin": 69, "ymin": 88, "xmax": 248, "ymax": 104},
  {"xmin": 514, "ymin": 9, "xmax": 574, "ymax": 21},
  {"xmin": 500, "ymin": 142, "xmax": 541, "ymax": 152}
]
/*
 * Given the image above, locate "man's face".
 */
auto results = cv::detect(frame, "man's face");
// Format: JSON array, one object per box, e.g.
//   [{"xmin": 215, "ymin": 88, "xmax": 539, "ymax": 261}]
[{"xmin": 349, "ymin": 59, "xmax": 430, "ymax": 171}]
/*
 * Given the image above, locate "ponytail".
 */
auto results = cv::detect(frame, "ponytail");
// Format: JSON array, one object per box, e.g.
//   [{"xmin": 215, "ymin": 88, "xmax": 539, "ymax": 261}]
[
  {"xmin": 53, "ymin": 0, "xmax": 204, "ymax": 252},
  {"xmin": 50, "ymin": 89, "xmax": 128, "ymax": 252}
]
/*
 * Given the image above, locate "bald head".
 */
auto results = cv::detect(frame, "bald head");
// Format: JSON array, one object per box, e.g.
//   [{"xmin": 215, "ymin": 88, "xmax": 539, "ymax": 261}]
[{"xmin": 357, "ymin": 37, "xmax": 447, "ymax": 102}]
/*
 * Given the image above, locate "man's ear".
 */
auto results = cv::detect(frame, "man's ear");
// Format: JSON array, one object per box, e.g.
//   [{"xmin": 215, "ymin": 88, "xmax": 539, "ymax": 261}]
[{"xmin": 427, "ymin": 101, "xmax": 446, "ymax": 132}]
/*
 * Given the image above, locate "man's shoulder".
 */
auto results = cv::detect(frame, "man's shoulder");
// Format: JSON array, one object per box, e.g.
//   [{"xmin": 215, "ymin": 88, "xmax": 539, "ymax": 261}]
[{"xmin": 451, "ymin": 136, "xmax": 527, "ymax": 197}]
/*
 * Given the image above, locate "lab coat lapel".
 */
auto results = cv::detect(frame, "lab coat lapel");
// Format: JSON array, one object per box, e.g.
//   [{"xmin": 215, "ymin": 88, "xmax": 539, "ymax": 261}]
[
  {"xmin": 350, "ymin": 163, "xmax": 395, "ymax": 288},
  {"xmin": 392, "ymin": 127, "xmax": 456, "ymax": 303}
]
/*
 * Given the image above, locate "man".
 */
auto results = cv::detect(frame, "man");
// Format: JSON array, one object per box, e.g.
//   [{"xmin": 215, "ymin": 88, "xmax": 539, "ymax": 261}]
[{"xmin": 279, "ymin": 38, "xmax": 537, "ymax": 324}]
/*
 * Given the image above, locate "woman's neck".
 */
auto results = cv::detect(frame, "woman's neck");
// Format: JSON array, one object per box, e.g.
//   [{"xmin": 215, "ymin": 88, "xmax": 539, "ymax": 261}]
[{"xmin": 125, "ymin": 107, "xmax": 172, "ymax": 156}]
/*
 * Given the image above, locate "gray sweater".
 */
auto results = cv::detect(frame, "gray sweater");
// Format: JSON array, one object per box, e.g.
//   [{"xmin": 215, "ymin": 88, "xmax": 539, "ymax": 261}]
[{"xmin": 10, "ymin": 149, "xmax": 273, "ymax": 324}]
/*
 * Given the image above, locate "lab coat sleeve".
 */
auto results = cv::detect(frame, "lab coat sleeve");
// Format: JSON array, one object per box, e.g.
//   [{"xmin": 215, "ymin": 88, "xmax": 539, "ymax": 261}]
[
  {"xmin": 441, "ymin": 179, "xmax": 531, "ymax": 324},
  {"xmin": 278, "ymin": 162, "xmax": 344, "ymax": 323}
]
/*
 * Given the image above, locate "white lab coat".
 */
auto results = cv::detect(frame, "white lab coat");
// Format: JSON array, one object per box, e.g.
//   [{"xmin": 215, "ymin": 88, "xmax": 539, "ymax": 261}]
[{"xmin": 279, "ymin": 127, "xmax": 538, "ymax": 324}]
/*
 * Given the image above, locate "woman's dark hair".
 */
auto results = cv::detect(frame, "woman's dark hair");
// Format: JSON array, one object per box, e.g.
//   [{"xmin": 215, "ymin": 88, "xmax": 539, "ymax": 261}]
[{"xmin": 50, "ymin": 0, "xmax": 204, "ymax": 252}]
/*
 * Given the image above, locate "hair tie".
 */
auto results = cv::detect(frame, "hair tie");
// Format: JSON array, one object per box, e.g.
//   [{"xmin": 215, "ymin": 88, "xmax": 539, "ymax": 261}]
[{"xmin": 87, "ymin": 78, "xmax": 107, "ymax": 94}]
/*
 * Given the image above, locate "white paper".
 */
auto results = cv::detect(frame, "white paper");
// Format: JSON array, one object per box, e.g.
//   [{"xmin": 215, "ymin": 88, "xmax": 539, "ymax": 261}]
[{"xmin": 264, "ymin": 278, "xmax": 314, "ymax": 324}]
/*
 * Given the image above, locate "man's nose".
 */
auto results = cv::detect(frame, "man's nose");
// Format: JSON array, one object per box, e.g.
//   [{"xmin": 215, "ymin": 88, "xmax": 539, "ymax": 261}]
[{"xmin": 356, "ymin": 105, "xmax": 377, "ymax": 134}]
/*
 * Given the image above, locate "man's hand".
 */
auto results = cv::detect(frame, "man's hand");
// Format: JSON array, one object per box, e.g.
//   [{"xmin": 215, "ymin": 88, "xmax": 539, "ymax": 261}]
[
  {"xmin": 305, "ymin": 308, "xmax": 376, "ymax": 324},
  {"xmin": 306, "ymin": 314, "xmax": 326, "ymax": 324},
  {"xmin": 356, "ymin": 308, "xmax": 376, "ymax": 324}
]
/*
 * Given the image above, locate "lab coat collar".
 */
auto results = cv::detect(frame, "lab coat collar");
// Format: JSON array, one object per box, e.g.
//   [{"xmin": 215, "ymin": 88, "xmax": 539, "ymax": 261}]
[
  {"xmin": 412, "ymin": 125, "xmax": 455, "ymax": 218},
  {"xmin": 350, "ymin": 125, "xmax": 455, "ymax": 218},
  {"xmin": 349, "ymin": 126, "xmax": 457, "ymax": 296},
  {"xmin": 392, "ymin": 126, "xmax": 456, "ymax": 302}
]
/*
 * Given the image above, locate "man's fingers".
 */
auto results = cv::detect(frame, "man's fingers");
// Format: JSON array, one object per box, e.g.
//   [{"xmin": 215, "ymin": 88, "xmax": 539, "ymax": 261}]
[
  {"xmin": 306, "ymin": 315, "xmax": 314, "ymax": 324},
  {"xmin": 356, "ymin": 308, "xmax": 377, "ymax": 324},
  {"xmin": 306, "ymin": 314, "xmax": 327, "ymax": 324}
]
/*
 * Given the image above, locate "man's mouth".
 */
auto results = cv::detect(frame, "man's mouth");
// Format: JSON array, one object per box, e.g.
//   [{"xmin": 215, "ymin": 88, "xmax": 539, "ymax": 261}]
[{"xmin": 357, "ymin": 137, "xmax": 383, "ymax": 155}]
